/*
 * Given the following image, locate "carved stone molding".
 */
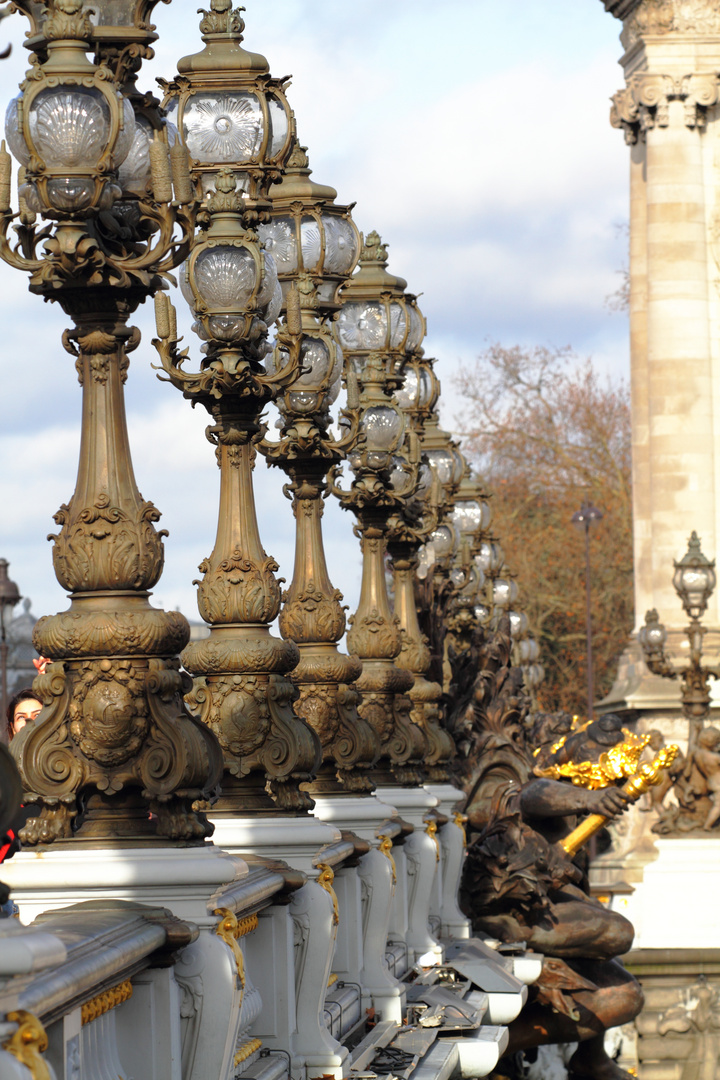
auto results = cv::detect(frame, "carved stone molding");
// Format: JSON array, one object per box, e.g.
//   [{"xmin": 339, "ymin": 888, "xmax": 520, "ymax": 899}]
[
  {"xmin": 611, "ymin": 71, "xmax": 720, "ymax": 142},
  {"xmin": 620, "ymin": 0, "xmax": 720, "ymax": 50}
]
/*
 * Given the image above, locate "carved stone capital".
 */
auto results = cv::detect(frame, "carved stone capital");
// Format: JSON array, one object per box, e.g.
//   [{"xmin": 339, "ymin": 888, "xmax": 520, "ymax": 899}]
[{"xmin": 611, "ymin": 71, "xmax": 720, "ymax": 143}]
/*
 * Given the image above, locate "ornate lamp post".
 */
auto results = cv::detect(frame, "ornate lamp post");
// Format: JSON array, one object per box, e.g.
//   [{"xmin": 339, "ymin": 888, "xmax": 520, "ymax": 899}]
[
  {"xmin": 155, "ymin": 6, "xmax": 320, "ymax": 813},
  {"xmin": 572, "ymin": 500, "xmax": 603, "ymax": 720},
  {"xmin": 0, "ymin": 559, "xmax": 20, "ymax": 726},
  {"xmin": 1, "ymin": 0, "xmax": 222, "ymax": 845},
  {"xmin": 331, "ymin": 231, "xmax": 430, "ymax": 783},
  {"xmin": 639, "ymin": 531, "xmax": 719, "ymax": 758},
  {"xmin": 386, "ymin": 353, "xmax": 456, "ymax": 780},
  {"xmin": 257, "ymin": 138, "xmax": 379, "ymax": 793}
]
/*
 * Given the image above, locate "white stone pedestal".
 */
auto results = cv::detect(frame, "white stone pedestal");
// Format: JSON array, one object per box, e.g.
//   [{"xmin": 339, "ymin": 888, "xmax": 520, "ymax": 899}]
[
  {"xmin": 424, "ymin": 782, "xmax": 470, "ymax": 940},
  {"xmin": 378, "ymin": 785, "xmax": 443, "ymax": 966},
  {"xmin": 311, "ymin": 793, "xmax": 406, "ymax": 1024},
  {"xmin": 618, "ymin": 838, "xmax": 720, "ymax": 950},
  {"xmin": 0, "ymin": 843, "xmax": 274, "ymax": 1080},
  {"xmin": 208, "ymin": 812, "xmax": 353, "ymax": 1079}
]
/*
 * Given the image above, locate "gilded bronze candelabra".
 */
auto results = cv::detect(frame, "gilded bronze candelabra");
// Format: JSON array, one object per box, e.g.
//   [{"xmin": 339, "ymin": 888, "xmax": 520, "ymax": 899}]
[
  {"xmin": 2, "ymin": 0, "xmax": 223, "ymax": 844},
  {"xmin": 155, "ymin": 5, "xmax": 322, "ymax": 813},
  {"xmin": 258, "ymin": 139, "xmax": 379, "ymax": 793}
]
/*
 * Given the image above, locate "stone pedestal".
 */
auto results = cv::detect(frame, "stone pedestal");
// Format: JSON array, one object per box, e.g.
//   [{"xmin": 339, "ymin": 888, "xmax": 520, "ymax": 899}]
[
  {"xmin": 1, "ymin": 844, "xmax": 280, "ymax": 1080},
  {"xmin": 379, "ymin": 785, "xmax": 443, "ymax": 966},
  {"xmin": 625, "ymin": 948, "xmax": 720, "ymax": 1080},
  {"xmin": 207, "ymin": 812, "xmax": 354, "ymax": 1079},
  {"xmin": 311, "ymin": 793, "xmax": 407, "ymax": 1023}
]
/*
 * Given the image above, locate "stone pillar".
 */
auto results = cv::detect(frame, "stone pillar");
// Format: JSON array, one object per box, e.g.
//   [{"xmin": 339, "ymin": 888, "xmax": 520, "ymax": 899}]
[{"xmin": 600, "ymin": 0, "xmax": 720, "ymax": 718}]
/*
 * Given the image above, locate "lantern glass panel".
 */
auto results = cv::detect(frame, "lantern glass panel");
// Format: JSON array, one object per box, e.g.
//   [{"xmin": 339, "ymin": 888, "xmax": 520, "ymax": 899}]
[
  {"xmin": 29, "ymin": 87, "xmax": 113, "ymax": 168},
  {"xmin": 430, "ymin": 525, "xmax": 455, "ymax": 558},
  {"xmin": 337, "ymin": 301, "xmax": 386, "ymax": 351},
  {"xmin": 406, "ymin": 305, "xmax": 424, "ymax": 350},
  {"xmin": 295, "ymin": 338, "xmax": 331, "ymax": 389},
  {"xmin": 259, "ymin": 218, "xmax": 297, "ymax": 272},
  {"xmin": 425, "ymin": 448, "xmax": 454, "ymax": 486},
  {"xmin": 5, "ymin": 96, "xmax": 29, "ymax": 165},
  {"xmin": 85, "ymin": 0, "xmax": 136, "ymax": 25},
  {"xmin": 194, "ymin": 246, "xmax": 257, "ymax": 309},
  {"xmin": 362, "ymin": 405, "xmax": 402, "ymax": 451},
  {"xmin": 300, "ymin": 216, "xmax": 322, "ymax": 272},
  {"xmin": 267, "ymin": 94, "xmax": 288, "ymax": 159},
  {"xmin": 288, "ymin": 391, "xmax": 321, "ymax": 413},
  {"xmin": 388, "ymin": 301, "xmax": 407, "ymax": 348},
  {"xmin": 183, "ymin": 92, "xmax": 263, "ymax": 164},
  {"xmin": 451, "ymin": 500, "xmax": 483, "ymax": 534},
  {"xmin": 418, "ymin": 367, "xmax": 434, "ymax": 407},
  {"xmin": 323, "ymin": 214, "xmax": 358, "ymax": 275},
  {"xmin": 395, "ymin": 366, "xmax": 419, "ymax": 411}
]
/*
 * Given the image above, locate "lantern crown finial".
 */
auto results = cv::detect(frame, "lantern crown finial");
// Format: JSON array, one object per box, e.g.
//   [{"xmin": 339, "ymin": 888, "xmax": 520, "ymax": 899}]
[{"xmin": 198, "ymin": 0, "xmax": 246, "ymax": 38}]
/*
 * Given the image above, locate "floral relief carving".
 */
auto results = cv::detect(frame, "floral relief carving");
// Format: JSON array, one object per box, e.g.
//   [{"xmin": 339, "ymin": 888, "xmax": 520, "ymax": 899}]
[
  {"xmin": 279, "ymin": 582, "xmax": 346, "ymax": 645},
  {"xmin": 196, "ymin": 550, "xmax": 282, "ymax": 625},
  {"xmin": 346, "ymin": 606, "xmax": 402, "ymax": 660},
  {"xmin": 50, "ymin": 494, "xmax": 167, "ymax": 593},
  {"xmin": 622, "ymin": 0, "xmax": 720, "ymax": 49}
]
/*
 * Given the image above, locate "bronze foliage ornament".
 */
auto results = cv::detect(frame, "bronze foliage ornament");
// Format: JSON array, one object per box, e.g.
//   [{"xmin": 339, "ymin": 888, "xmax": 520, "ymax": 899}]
[
  {"xmin": 153, "ymin": 168, "xmax": 320, "ymax": 813},
  {"xmin": 2, "ymin": 0, "xmax": 224, "ymax": 845}
]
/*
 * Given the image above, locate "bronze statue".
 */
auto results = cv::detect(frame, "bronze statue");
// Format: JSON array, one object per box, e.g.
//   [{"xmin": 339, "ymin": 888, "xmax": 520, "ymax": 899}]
[{"xmin": 456, "ymin": 618, "xmax": 644, "ymax": 1080}]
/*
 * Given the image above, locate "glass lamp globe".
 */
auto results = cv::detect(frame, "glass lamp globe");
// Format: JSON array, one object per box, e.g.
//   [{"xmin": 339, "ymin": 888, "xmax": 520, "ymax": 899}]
[
  {"xmin": 182, "ymin": 244, "xmax": 280, "ymax": 345},
  {"xmin": 337, "ymin": 230, "xmax": 425, "ymax": 375},
  {"xmin": 477, "ymin": 540, "xmax": 504, "ymax": 576},
  {"xmin": 258, "ymin": 142, "xmax": 361, "ymax": 313},
  {"xmin": 451, "ymin": 499, "xmax": 484, "ymax": 536},
  {"xmin": 6, "ymin": 86, "xmax": 134, "ymax": 214},
  {"xmin": 638, "ymin": 609, "xmax": 668, "ymax": 656},
  {"xmin": 429, "ymin": 524, "xmax": 457, "ymax": 560},
  {"xmin": 493, "ymin": 577, "xmax": 518, "ymax": 610},
  {"xmin": 672, "ymin": 531, "xmax": 717, "ymax": 620},
  {"xmin": 508, "ymin": 610, "xmax": 529, "ymax": 638},
  {"xmin": 360, "ymin": 405, "xmax": 404, "ymax": 468},
  {"xmin": 163, "ymin": 6, "xmax": 292, "ymax": 203}
]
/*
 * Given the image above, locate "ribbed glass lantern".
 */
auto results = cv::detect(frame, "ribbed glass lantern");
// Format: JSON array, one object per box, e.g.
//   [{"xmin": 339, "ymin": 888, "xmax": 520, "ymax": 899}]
[
  {"xmin": 162, "ymin": 2, "xmax": 292, "ymax": 205},
  {"xmin": 6, "ymin": 80, "xmax": 134, "ymax": 215},
  {"xmin": 337, "ymin": 230, "xmax": 425, "ymax": 375},
  {"xmin": 258, "ymin": 142, "xmax": 361, "ymax": 314}
]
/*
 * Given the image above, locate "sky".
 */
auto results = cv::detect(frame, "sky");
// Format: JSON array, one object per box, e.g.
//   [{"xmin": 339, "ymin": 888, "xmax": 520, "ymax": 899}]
[{"xmin": 0, "ymin": 0, "xmax": 630, "ymax": 633}]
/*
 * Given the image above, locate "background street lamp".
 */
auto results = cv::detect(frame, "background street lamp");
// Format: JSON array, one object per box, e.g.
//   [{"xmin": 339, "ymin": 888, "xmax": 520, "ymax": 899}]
[
  {"xmin": 639, "ymin": 531, "xmax": 718, "ymax": 758},
  {"xmin": 572, "ymin": 500, "xmax": 603, "ymax": 720},
  {"xmin": 0, "ymin": 558, "xmax": 20, "ymax": 729}
]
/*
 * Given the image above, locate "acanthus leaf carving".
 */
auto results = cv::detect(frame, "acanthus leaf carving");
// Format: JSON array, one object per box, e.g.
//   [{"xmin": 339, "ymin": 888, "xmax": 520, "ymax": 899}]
[
  {"xmin": 50, "ymin": 495, "xmax": 167, "ymax": 593},
  {"xmin": 196, "ymin": 550, "xmax": 282, "ymax": 625}
]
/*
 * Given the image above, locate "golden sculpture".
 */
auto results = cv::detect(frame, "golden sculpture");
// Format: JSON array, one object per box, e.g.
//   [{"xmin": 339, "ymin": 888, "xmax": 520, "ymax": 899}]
[
  {"xmin": 560, "ymin": 745, "xmax": 680, "ymax": 857},
  {"xmin": 535, "ymin": 727, "xmax": 651, "ymax": 790},
  {"xmin": 2, "ymin": 1011, "xmax": 51, "ymax": 1080},
  {"xmin": 316, "ymin": 862, "xmax": 340, "ymax": 926}
]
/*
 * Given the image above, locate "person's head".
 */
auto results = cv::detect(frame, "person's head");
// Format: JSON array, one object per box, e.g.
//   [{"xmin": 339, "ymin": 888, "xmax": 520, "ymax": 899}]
[{"xmin": 6, "ymin": 688, "xmax": 42, "ymax": 742}]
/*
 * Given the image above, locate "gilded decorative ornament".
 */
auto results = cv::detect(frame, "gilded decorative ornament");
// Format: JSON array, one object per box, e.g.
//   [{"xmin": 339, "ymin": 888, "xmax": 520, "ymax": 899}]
[{"xmin": 2, "ymin": 1011, "xmax": 51, "ymax": 1080}]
